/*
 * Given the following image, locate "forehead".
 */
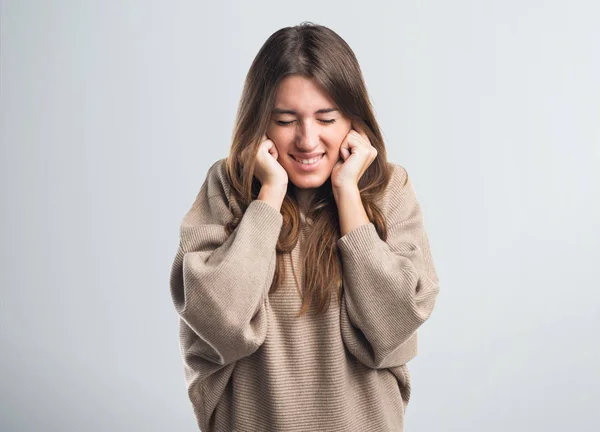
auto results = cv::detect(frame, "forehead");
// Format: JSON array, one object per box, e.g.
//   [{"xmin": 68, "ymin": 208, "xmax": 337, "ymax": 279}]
[{"xmin": 273, "ymin": 75, "xmax": 336, "ymax": 114}]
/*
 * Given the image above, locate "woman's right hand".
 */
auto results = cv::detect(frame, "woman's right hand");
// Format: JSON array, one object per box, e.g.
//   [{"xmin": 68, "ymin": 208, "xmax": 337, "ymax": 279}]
[{"xmin": 245, "ymin": 134, "xmax": 289, "ymax": 188}]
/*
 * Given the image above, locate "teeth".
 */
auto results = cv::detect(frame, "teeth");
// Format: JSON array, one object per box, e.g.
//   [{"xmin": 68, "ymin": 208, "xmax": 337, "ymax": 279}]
[{"xmin": 295, "ymin": 154, "xmax": 323, "ymax": 164}]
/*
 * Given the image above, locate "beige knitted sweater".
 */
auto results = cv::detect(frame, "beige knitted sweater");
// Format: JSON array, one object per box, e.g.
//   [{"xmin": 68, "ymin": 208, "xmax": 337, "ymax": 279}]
[{"xmin": 169, "ymin": 157, "xmax": 440, "ymax": 431}]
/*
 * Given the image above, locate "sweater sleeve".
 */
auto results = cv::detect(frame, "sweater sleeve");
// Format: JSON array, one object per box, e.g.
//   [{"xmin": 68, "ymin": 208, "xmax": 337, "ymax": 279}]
[
  {"xmin": 169, "ymin": 158, "xmax": 283, "ymax": 368},
  {"xmin": 336, "ymin": 163, "xmax": 440, "ymax": 369}
]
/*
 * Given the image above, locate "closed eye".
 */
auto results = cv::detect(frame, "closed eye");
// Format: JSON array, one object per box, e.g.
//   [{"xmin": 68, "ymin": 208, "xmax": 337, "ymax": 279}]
[{"xmin": 275, "ymin": 119, "xmax": 336, "ymax": 126}]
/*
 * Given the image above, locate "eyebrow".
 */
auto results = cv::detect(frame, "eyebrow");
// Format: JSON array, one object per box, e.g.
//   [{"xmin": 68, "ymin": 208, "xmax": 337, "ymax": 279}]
[{"xmin": 272, "ymin": 107, "xmax": 339, "ymax": 115}]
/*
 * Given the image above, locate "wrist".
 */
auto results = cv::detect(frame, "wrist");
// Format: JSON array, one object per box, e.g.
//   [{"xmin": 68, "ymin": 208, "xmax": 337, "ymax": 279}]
[
  {"xmin": 257, "ymin": 184, "xmax": 287, "ymax": 211},
  {"xmin": 333, "ymin": 184, "xmax": 361, "ymax": 202}
]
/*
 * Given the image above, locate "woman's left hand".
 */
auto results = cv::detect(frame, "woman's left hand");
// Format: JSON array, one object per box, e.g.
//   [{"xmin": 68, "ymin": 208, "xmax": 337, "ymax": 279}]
[{"xmin": 331, "ymin": 123, "xmax": 378, "ymax": 191}]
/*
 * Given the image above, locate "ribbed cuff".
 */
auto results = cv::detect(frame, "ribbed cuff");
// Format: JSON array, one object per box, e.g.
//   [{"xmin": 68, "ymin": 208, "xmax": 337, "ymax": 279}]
[
  {"xmin": 180, "ymin": 198, "xmax": 283, "ymax": 252},
  {"xmin": 336, "ymin": 222, "xmax": 380, "ymax": 256},
  {"xmin": 239, "ymin": 199, "xmax": 284, "ymax": 247},
  {"xmin": 248, "ymin": 199, "xmax": 284, "ymax": 226}
]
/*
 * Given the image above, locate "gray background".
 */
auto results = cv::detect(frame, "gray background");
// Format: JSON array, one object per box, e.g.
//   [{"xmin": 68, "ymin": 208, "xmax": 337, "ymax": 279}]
[{"xmin": 1, "ymin": 1, "xmax": 599, "ymax": 431}]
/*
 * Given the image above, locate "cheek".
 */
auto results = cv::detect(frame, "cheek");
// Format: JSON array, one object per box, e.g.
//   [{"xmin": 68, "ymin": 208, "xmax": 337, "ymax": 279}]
[
  {"xmin": 267, "ymin": 126, "xmax": 292, "ymax": 145},
  {"xmin": 331, "ymin": 123, "xmax": 350, "ymax": 141},
  {"xmin": 325, "ymin": 129, "xmax": 348, "ymax": 151}
]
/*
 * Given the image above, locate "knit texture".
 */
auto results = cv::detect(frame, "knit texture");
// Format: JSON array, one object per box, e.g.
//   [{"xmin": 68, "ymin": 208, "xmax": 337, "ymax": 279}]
[{"xmin": 169, "ymin": 157, "xmax": 440, "ymax": 431}]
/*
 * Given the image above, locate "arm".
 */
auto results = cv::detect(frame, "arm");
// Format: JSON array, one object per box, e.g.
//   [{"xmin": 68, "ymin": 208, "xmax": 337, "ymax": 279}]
[
  {"xmin": 336, "ymin": 164, "xmax": 440, "ymax": 369},
  {"xmin": 169, "ymin": 159, "xmax": 284, "ymax": 367}
]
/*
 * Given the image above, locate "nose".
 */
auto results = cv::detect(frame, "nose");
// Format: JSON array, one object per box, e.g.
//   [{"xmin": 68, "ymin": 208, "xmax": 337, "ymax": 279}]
[{"xmin": 295, "ymin": 121, "xmax": 320, "ymax": 152}]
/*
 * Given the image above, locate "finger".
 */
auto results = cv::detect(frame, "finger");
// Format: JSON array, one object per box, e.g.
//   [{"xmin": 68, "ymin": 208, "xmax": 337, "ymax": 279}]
[
  {"xmin": 352, "ymin": 122, "xmax": 369, "ymax": 144},
  {"xmin": 340, "ymin": 144, "xmax": 351, "ymax": 160},
  {"xmin": 270, "ymin": 145, "xmax": 278, "ymax": 158}
]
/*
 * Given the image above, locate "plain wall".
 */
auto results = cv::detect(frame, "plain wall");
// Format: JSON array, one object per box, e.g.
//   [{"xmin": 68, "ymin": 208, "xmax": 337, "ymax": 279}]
[{"xmin": 1, "ymin": 0, "xmax": 599, "ymax": 431}]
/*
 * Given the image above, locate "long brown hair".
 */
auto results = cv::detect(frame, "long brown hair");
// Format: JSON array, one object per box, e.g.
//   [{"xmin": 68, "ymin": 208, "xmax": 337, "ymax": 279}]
[{"xmin": 223, "ymin": 22, "xmax": 393, "ymax": 317}]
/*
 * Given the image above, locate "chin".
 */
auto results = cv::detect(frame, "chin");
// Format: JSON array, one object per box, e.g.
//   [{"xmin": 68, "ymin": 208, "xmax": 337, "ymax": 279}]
[
  {"xmin": 289, "ymin": 172, "xmax": 331, "ymax": 189},
  {"xmin": 293, "ymin": 181, "xmax": 324, "ymax": 189}
]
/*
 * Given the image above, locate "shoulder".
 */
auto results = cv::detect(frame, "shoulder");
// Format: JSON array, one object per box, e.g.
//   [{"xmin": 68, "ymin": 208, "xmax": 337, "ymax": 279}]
[
  {"xmin": 386, "ymin": 161, "xmax": 410, "ymax": 190},
  {"xmin": 181, "ymin": 157, "xmax": 233, "ymax": 228},
  {"xmin": 204, "ymin": 157, "xmax": 231, "ymax": 200},
  {"xmin": 383, "ymin": 161, "xmax": 412, "ymax": 204},
  {"xmin": 382, "ymin": 161, "xmax": 421, "ymax": 225}
]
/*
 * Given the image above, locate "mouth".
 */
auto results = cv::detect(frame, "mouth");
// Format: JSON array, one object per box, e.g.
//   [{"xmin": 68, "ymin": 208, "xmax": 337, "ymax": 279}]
[
  {"xmin": 290, "ymin": 153, "xmax": 325, "ymax": 164},
  {"xmin": 290, "ymin": 153, "xmax": 325, "ymax": 171}
]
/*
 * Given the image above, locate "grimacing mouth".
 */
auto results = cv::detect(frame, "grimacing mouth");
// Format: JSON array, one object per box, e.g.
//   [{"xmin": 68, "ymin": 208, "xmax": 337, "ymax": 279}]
[{"xmin": 290, "ymin": 153, "xmax": 325, "ymax": 162}]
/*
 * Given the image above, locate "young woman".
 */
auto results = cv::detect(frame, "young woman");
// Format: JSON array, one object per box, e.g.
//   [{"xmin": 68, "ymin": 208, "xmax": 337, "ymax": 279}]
[{"xmin": 169, "ymin": 22, "xmax": 440, "ymax": 432}]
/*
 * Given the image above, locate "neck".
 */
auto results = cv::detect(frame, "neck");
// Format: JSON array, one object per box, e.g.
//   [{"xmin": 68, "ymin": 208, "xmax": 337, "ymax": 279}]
[{"xmin": 294, "ymin": 186, "xmax": 317, "ymax": 211}]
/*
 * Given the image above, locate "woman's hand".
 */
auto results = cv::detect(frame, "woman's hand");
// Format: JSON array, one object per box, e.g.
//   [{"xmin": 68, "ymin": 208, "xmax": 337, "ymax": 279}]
[
  {"xmin": 242, "ymin": 134, "xmax": 289, "ymax": 188},
  {"xmin": 331, "ymin": 123, "xmax": 378, "ymax": 191}
]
